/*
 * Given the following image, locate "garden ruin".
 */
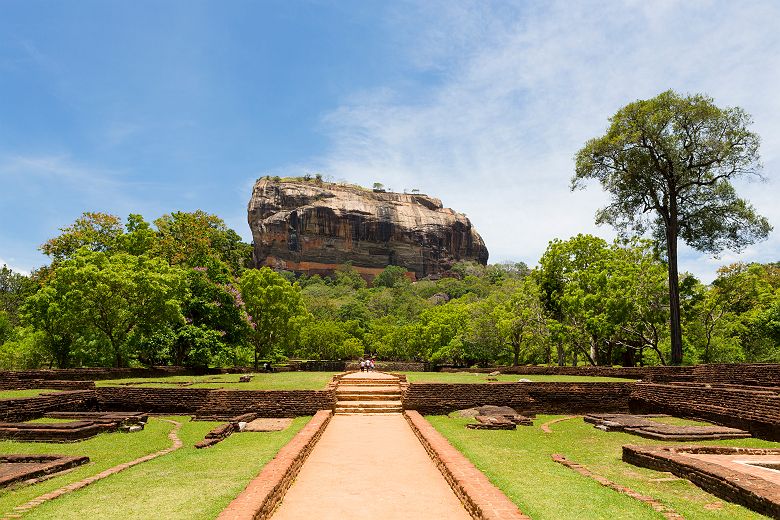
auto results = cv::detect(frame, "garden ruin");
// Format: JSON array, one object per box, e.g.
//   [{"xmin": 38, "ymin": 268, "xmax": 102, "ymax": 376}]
[{"xmin": 0, "ymin": 363, "xmax": 778, "ymax": 519}]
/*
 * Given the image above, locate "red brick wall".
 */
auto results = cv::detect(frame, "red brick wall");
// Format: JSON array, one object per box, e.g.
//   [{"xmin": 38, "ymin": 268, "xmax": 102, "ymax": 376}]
[
  {"xmin": 0, "ymin": 391, "xmax": 97, "ymax": 422},
  {"xmin": 94, "ymin": 387, "xmax": 336, "ymax": 418},
  {"xmin": 439, "ymin": 365, "xmax": 695, "ymax": 382},
  {"xmin": 629, "ymin": 383, "xmax": 780, "ymax": 441},
  {"xmin": 690, "ymin": 364, "xmax": 780, "ymax": 387},
  {"xmin": 402, "ymin": 382, "xmax": 633, "ymax": 415}
]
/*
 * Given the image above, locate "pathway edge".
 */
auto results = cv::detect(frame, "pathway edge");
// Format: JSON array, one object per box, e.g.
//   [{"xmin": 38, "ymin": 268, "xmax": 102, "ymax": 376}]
[
  {"xmin": 404, "ymin": 410, "xmax": 530, "ymax": 520},
  {"xmin": 217, "ymin": 410, "xmax": 333, "ymax": 520}
]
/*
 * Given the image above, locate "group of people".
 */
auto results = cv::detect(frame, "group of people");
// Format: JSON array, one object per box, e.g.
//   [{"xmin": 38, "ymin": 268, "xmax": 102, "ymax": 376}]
[{"xmin": 359, "ymin": 358, "xmax": 376, "ymax": 371}]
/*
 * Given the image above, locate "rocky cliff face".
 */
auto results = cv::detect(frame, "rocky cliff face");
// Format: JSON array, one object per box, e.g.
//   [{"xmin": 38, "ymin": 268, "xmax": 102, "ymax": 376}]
[{"xmin": 247, "ymin": 178, "xmax": 489, "ymax": 279}]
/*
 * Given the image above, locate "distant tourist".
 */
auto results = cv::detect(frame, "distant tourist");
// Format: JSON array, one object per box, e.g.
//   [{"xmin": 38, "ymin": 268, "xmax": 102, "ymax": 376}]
[{"xmin": 360, "ymin": 360, "xmax": 366, "ymax": 372}]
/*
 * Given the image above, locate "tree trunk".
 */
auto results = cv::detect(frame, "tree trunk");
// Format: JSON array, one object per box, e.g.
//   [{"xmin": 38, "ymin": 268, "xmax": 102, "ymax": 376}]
[
  {"xmin": 512, "ymin": 343, "xmax": 520, "ymax": 366},
  {"xmin": 666, "ymin": 219, "xmax": 684, "ymax": 365}
]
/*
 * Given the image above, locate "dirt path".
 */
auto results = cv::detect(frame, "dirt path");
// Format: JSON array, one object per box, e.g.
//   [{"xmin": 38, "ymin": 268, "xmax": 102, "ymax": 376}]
[
  {"xmin": 271, "ymin": 414, "xmax": 471, "ymax": 520},
  {"xmin": 2, "ymin": 419, "xmax": 183, "ymax": 520}
]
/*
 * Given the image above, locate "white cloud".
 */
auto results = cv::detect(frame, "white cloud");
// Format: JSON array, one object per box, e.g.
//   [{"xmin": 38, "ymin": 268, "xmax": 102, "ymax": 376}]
[
  {"xmin": 0, "ymin": 258, "xmax": 29, "ymax": 276},
  {"xmin": 290, "ymin": 0, "xmax": 780, "ymax": 282}
]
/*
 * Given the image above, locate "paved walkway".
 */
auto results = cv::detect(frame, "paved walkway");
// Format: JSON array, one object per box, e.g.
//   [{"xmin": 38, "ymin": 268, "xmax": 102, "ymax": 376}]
[{"xmin": 272, "ymin": 374, "xmax": 470, "ymax": 520}]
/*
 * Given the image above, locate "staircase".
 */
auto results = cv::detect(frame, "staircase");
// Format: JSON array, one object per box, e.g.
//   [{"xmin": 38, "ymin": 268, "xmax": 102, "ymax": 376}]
[{"xmin": 334, "ymin": 372, "xmax": 403, "ymax": 415}]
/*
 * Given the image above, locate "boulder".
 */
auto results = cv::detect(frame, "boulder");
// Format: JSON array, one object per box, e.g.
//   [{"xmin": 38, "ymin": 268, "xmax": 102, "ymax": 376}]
[{"xmin": 247, "ymin": 178, "xmax": 489, "ymax": 279}]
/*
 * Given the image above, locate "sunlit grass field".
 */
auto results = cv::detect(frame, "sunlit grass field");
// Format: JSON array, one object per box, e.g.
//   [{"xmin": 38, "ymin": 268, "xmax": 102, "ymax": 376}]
[
  {"xmin": 95, "ymin": 371, "xmax": 340, "ymax": 390},
  {"xmin": 0, "ymin": 415, "xmax": 308, "ymax": 519},
  {"xmin": 429, "ymin": 414, "xmax": 778, "ymax": 519}
]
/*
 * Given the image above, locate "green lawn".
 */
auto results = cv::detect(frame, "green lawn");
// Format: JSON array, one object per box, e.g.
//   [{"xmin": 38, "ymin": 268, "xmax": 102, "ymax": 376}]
[
  {"xmin": 25, "ymin": 417, "xmax": 77, "ymax": 424},
  {"xmin": 0, "ymin": 389, "xmax": 63, "ymax": 400},
  {"xmin": 428, "ymin": 414, "xmax": 778, "ymax": 519},
  {"xmin": 403, "ymin": 372, "xmax": 635, "ymax": 383},
  {"xmin": 0, "ymin": 416, "xmax": 175, "ymax": 514},
  {"xmin": 95, "ymin": 371, "xmax": 340, "ymax": 390},
  {"xmin": 1, "ymin": 415, "xmax": 308, "ymax": 520}
]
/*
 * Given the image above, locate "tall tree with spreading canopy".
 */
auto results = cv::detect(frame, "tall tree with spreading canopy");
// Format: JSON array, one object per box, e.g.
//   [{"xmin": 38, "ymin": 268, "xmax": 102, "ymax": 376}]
[{"xmin": 573, "ymin": 90, "xmax": 771, "ymax": 365}]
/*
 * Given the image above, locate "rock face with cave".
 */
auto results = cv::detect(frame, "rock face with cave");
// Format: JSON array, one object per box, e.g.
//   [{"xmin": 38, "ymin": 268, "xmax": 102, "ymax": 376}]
[{"xmin": 247, "ymin": 178, "xmax": 489, "ymax": 279}]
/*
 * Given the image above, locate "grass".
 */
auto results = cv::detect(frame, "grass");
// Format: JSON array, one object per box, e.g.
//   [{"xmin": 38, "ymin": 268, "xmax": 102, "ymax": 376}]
[
  {"xmin": 29, "ymin": 416, "xmax": 308, "ymax": 520},
  {"xmin": 95, "ymin": 371, "xmax": 340, "ymax": 390},
  {"xmin": 1, "ymin": 415, "xmax": 308, "ymax": 520},
  {"xmin": 428, "ymin": 414, "xmax": 779, "ymax": 519},
  {"xmin": 0, "ymin": 416, "xmax": 175, "ymax": 514},
  {"xmin": 0, "ymin": 389, "xmax": 63, "ymax": 400},
  {"xmin": 25, "ymin": 417, "xmax": 77, "ymax": 424},
  {"xmin": 403, "ymin": 372, "xmax": 635, "ymax": 383}
]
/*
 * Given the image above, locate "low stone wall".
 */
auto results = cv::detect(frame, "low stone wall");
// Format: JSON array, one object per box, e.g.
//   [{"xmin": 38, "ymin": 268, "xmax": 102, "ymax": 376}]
[
  {"xmin": 0, "ymin": 391, "xmax": 97, "ymax": 422},
  {"xmin": 403, "ymin": 382, "xmax": 633, "ymax": 415},
  {"xmin": 95, "ymin": 387, "xmax": 213, "ymax": 414},
  {"xmin": 629, "ymin": 383, "xmax": 780, "ymax": 441},
  {"xmin": 194, "ymin": 390, "xmax": 336, "ymax": 419},
  {"xmin": 690, "ymin": 364, "xmax": 780, "ymax": 387},
  {"xmin": 294, "ymin": 360, "xmax": 347, "ymax": 372},
  {"xmin": 216, "ymin": 410, "xmax": 333, "ymax": 520},
  {"xmin": 439, "ymin": 365, "xmax": 695, "ymax": 382},
  {"xmin": 623, "ymin": 445, "xmax": 780, "ymax": 518},
  {"xmin": 0, "ymin": 366, "xmax": 247, "ymax": 382},
  {"xmin": 0, "ymin": 377, "xmax": 95, "ymax": 391},
  {"xmin": 345, "ymin": 361, "xmax": 427, "ymax": 372},
  {"xmin": 405, "ymin": 411, "xmax": 529, "ymax": 519},
  {"xmin": 94, "ymin": 387, "xmax": 335, "ymax": 419}
]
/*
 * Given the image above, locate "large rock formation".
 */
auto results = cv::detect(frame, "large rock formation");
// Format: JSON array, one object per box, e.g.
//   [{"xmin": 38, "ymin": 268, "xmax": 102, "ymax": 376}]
[{"xmin": 247, "ymin": 178, "xmax": 489, "ymax": 279}]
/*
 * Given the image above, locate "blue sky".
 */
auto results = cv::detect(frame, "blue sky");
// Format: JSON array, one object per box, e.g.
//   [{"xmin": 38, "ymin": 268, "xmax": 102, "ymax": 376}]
[{"xmin": 1, "ymin": 0, "xmax": 779, "ymax": 281}]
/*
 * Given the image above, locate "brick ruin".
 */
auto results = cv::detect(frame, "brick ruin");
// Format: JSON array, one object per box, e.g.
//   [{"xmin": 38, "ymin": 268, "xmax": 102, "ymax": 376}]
[{"xmin": 1, "ymin": 363, "xmax": 779, "ymax": 517}]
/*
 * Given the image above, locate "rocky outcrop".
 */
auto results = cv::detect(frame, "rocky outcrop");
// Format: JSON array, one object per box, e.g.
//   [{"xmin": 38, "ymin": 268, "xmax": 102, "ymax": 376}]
[{"xmin": 247, "ymin": 178, "xmax": 489, "ymax": 279}]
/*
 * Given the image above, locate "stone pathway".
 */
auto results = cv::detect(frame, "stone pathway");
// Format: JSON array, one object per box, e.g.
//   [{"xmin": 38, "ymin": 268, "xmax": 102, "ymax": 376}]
[
  {"xmin": 271, "ymin": 414, "xmax": 470, "ymax": 519},
  {"xmin": 1, "ymin": 419, "xmax": 183, "ymax": 520},
  {"xmin": 272, "ymin": 372, "xmax": 470, "ymax": 519}
]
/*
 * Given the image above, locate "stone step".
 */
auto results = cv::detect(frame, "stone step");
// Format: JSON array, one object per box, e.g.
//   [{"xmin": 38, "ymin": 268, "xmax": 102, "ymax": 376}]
[
  {"xmin": 338, "ymin": 380, "xmax": 399, "ymax": 386},
  {"xmin": 333, "ymin": 411, "xmax": 403, "ymax": 416},
  {"xmin": 335, "ymin": 385, "xmax": 400, "ymax": 393},
  {"xmin": 336, "ymin": 393, "xmax": 402, "ymax": 401},
  {"xmin": 336, "ymin": 400, "xmax": 402, "ymax": 408},
  {"xmin": 334, "ymin": 407, "xmax": 403, "ymax": 414}
]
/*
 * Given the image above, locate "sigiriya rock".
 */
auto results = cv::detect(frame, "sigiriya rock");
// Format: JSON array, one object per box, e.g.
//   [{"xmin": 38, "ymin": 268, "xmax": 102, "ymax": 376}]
[{"xmin": 247, "ymin": 177, "xmax": 489, "ymax": 279}]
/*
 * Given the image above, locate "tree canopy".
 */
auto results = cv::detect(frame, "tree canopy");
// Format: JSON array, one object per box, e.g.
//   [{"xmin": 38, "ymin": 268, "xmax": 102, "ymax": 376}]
[{"xmin": 573, "ymin": 90, "xmax": 771, "ymax": 364}]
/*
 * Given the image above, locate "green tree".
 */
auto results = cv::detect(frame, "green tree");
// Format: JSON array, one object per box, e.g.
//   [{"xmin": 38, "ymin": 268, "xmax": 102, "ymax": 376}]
[
  {"xmin": 27, "ymin": 249, "xmax": 184, "ymax": 367},
  {"xmin": 372, "ymin": 265, "xmax": 409, "ymax": 288},
  {"xmin": 40, "ymin": 212, "xmax": 124, "ymax": 261},
  {"xmin": 153, "ymin": 210, "xmax": 253, "ymax": 275},
  {"xmin": 497, "ymin": 278, "xmax": 547, "ymax": 365},
  {"xmin": 573, "ymin": 90, "xmax": 771, "ymax": 365},
  {"xmin": 239, "ymin": 267, "xmax": 306, "ymax": 368},
  {"xmin": 0, "ymin": 265, "xmax": 37, "ymax": 325}
]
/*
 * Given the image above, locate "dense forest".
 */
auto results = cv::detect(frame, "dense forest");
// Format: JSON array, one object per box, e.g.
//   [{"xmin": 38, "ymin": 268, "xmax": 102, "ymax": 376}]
[{"xmin": 1, "ymin": 211, "xmax": 778, "ymax": 369}]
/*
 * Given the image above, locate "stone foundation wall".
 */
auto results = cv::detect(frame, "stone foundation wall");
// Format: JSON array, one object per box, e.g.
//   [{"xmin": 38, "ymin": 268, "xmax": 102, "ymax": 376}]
[
  {"xmin": 623, "ymin": 445, "xmax": 780, "ymax": 518},
  {"xmin": 0, "ymin": 366, "xmax": 247, "ymax": 382},
  {"xmin": 95, "ymin": 387, "xmax": 214, "ymax": 414},
  {"xmin": 346, "ymin": 361, "xmax": 427, "ymax": 372},
  {"xmin": 402, "ymin": 382, "xmax": 633, "ymax": 415},
  {"xmin": 690, "ymin": 364, "xmax": 780, "ymax": 387},
  {"xmin": 0, "ymin": 391, "xmax": 97, "ymax": 422},
  {"xmin": 94, "ymin": 387, "xmax": 335, "ymax": 418},
  {"xmin": 629, "ymin": 383, "xmax": 780, "ymax": 441},
  {"xmin": 194, "ymin": 390, "xmax": 336, "ymax": 419},
  {"xmin": 439, "ymin": 365, "xmax": 695, "ymax": 382},
  {"xmin": 0, "ymin": 376, "xmax": 95, "ymax": 391}
]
